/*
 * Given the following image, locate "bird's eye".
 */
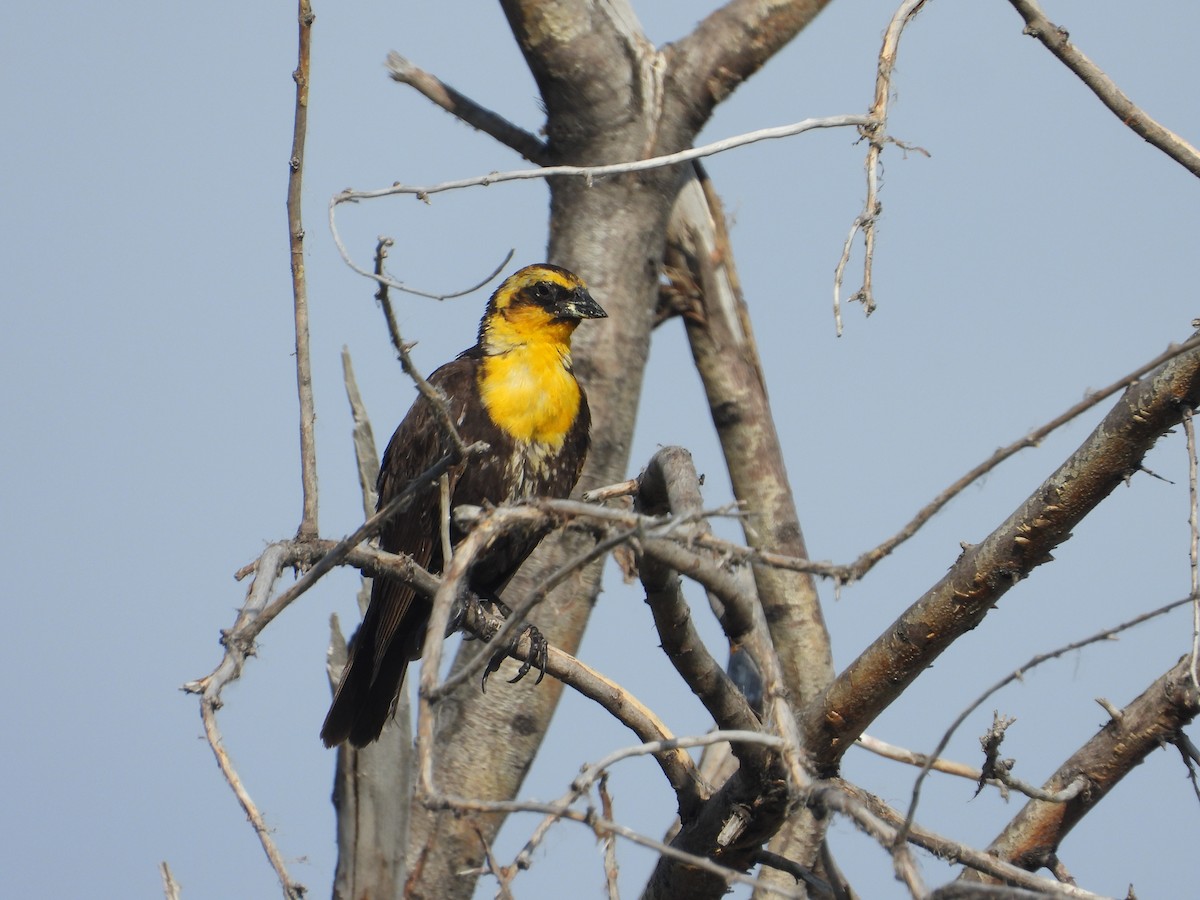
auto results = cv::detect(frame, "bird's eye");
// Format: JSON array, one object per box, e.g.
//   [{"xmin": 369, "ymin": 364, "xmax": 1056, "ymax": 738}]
[{"xmin": 533, "ymin": 282, "xmax": 553, "ymax": 301}]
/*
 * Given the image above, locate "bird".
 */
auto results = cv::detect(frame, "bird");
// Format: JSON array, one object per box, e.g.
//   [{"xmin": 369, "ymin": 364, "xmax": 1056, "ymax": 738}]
[{"xmin": 321, "ymin": 263, "xmax": 606, "ymax": 748}]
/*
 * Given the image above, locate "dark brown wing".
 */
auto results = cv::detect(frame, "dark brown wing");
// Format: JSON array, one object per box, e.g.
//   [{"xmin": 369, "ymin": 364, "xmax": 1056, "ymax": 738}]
[
  {"xmin": 320, "ymin": 359, "xmax": 592, "ymax": 747},
  {"xmin": 320, "ymin": 358, "xmax": 479, "ymax": 748}
]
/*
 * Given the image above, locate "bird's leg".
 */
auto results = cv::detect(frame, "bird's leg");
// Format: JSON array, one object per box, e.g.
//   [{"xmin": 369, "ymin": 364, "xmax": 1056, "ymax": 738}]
[
  {"xmin": 479, "ymin": 593, "xmax": 549, "ymax": 691},
  {"xmin": 450, "ymin": 591, "xmax": 499, "ymax": 642},
  {"xmin": 481, "ymin": 624, "xmax": 548, "ymax": 691},
  {"xmin": 510, "ymin": 624, "xmax": 548, "ymax": 684}
]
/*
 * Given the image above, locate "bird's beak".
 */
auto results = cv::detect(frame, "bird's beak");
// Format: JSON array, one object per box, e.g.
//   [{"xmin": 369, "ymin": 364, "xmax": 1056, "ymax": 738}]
[{"xmin": 556, "ymin": 287, "xmax": 607, "ymax": 320}]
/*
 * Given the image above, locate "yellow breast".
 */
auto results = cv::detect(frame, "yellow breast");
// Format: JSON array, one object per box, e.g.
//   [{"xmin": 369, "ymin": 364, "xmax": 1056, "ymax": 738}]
[{"xmin": 479, "ymin": 343, "xmax": 581, "ymax": 447}]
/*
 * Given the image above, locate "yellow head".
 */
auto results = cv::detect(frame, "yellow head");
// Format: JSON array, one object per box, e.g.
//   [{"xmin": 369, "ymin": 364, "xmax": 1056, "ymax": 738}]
[{"xmin": 478, "ymin": 264, "xmax": 606, "ymax": 354}]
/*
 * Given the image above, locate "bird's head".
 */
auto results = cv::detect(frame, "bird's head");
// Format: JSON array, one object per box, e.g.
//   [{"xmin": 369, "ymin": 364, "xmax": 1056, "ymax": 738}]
[{"xmin": 479, "ymin": 264, "xmax": 606, "ymax": 351}]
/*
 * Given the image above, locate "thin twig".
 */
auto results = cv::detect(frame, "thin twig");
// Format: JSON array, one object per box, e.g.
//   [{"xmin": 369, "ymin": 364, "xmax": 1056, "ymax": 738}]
[
  {"xmin": 896, "ymin": 594, "xmax": 1196, "ymax": 843},
  {"xmin": 843, "ymin": 334, "xmax": 1200, "ymax": 583},
  {"xmin": 1007, "ymin": 0, "xmax": 1200, "ymax": 179},
  {"xmin": 857, "ymin": 731, "xmax": 1087, "ymax": 804},
  {"xmin": 857, "ymin": 733, "xmax": 982, "ymax": 780},
  {"xmin": 833, "ymin": 0, "xmax": 930, "ymax": 334},
  {"xmin": 598, "ymin": 774, "xmax": 621, "ymax": 900},
  {"xmin": 340, "ymin": 347, "xmax": 379, "ymax": 519},
  {"xmin": 329, "ymin": 115, "xmax": 873, "ymax": 292},
  {"xmin": 1185, "ymin": 407, "xmax": 1200, "ymax": 693},
  {"xmin": 289, "ymin": 0, "xmax": 318, "ymax": 540},
  {"xmin": 376, "ymin": 241, "xmax": 514, "ymax": 301},
  {"xmin": 371, "ymin": 237, "xmax": 476, "ymax": 455},
  {"xmin": 184, "ymin": 545, "xmax": 306, "ymax": 899},
  {"xmin": 159, "ymin": 861, "xmax": 182, "ymax": 900}
]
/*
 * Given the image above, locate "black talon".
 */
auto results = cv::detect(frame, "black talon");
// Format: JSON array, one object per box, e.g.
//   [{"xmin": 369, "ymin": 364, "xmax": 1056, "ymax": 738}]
[
  {"xmin": 480, "ymin": 623, "xmax": 548, "ymax": 691},
  {"xmin": 481, "ymin": 647, "xmax": 504, "ymax": 692}
]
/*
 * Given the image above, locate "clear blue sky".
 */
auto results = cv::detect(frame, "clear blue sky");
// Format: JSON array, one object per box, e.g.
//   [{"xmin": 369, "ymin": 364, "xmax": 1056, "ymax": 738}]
[{"xmin": 4, "ymin": 2, "xmax": 1198, "ymax": 897}]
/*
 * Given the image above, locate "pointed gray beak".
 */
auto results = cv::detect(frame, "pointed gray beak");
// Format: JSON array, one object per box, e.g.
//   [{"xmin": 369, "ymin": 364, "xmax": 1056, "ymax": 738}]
[{"xmin": 556, "ymin": 287, "xmax": 606, "ymax": 320}]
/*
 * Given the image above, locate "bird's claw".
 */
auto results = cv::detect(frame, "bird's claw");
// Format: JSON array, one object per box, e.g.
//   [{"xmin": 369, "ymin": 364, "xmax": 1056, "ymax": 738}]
[{"xmin": 481, "ymin": 624, "xmax": 548, "ymax": 692}]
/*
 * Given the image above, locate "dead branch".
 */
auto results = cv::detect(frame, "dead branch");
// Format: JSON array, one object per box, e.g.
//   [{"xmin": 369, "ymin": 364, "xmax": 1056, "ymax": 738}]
[
  {"xmin": 666, "ymin": 166, "xmax": 834, "ymax": 709},
  {"xmin": 806, "ymin": 328, "xmax": 1200, "ymax": 775},
  {"xmin": 961, "ymin": 654, "xmax": 1200, "ymax": 882},
  {"xmin": 829, "ymin": 782, "xmax": 1111, "ymax": 898},
  {"xmin": 833, "ymin": 0, "xmax": 930, "ymax": 332},
  {"xmin": 183, "ymin": 544, "xmax": 305, "ymax": 899},
  {"xmin": 843, "ymin": 334, "xmax": 1200, "ymax": 583},
  {"xmin": 289, "ymin": 0, "xmax": 317, "ymax": 540},
  {"xmin": 636, "ymin": 447, "xmax": 768, "ymax": 770},
  {"xmin": 898, "ymin": 593, "xmax": 1194, "ymax": 833},
  {"xmin": 1007, "ymin": 0, "xmax": 1200, "ymax": 179},
  {"xmin": 385, "ymin": 51, "xmax": 546, "ymax": 163}
]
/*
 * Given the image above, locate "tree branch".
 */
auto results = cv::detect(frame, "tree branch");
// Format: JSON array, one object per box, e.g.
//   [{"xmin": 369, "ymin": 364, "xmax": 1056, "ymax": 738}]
[
  {"xmin": 636, "ymin": 447, "xmax": 768, "ymax": 769},
  {"xmin": 833, "ymin": 0, "xmax": 930, "ymax": 331},
  {"xmin": 961, "ymin": 654, "xmax": 1200, "ymax": 882},
  {"xmin": 1007, "ymin": 0, "xmax": 1200, "ymax": 179},
  {"xmin": 664, "ymin": 164, "xmax": 834, "ymax": 895},
  {"xmin": 288, "ymin": 0, "xmax": 318, "ymax": 540},
  {"xmin": 669, "ymin": 0, "xmax": 834, "ymax": 129},
  {"xmin": 842, "ymin": 334, "xmax": 1200, "ymax": 583},
  {"xmin": 805, "ymin": 327, "xmax": 1200, "ymax": 775},
  {"xmin": 666, "ymin": 165, "xmax": 834, "ymax": 709},
  {"xmin": 385, "ymin": 52, "xmax": 547, "ymax": 163}
]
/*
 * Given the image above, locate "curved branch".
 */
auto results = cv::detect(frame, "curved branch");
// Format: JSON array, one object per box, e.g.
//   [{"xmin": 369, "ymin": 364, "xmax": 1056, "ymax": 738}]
[
  {"xmin": 636, "ymin": 447, "xmax": 766, "ymax": 765},
  {"xmin": 1008, "ymin": 0, "xmax": 1200, "ymax": 179},
  {"xmin": 669, "ymin": 0, "xmax": 834, "ymax": 129},
  {"xmin": 805, "ymin": 328, "xmax": 1200, "ymax": 775},
  {"xmin": 412, "ymin": 503, "xmax": 705, "ymax": 809}
]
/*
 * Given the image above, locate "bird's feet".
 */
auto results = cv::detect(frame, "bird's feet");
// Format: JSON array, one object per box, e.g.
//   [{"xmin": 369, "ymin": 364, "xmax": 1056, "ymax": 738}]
[
  {"xmin": 481, "ymin": 623, "xmax": 548, "ymax": 692},
  {"xmin": 452, "ymin": 592, "xmax": 501, "ymax": 642}
]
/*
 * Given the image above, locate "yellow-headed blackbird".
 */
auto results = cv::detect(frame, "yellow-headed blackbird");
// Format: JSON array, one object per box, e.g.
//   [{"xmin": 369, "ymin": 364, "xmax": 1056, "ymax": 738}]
[{"xmin": 321, "ymin": 264, "xmax": 606, "ymax": 747}]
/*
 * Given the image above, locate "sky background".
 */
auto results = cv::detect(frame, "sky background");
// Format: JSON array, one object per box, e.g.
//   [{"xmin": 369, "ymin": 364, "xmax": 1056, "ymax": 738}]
[{"xmin": 4, "ymin": 1, "xmax": 1199, "ymax": 897}]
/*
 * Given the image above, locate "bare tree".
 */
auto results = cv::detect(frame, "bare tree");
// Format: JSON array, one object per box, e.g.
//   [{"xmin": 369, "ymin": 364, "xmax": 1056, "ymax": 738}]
[{"xmin": 186, "ymin": 1, "xmax": 1200, "ymax": 899}]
